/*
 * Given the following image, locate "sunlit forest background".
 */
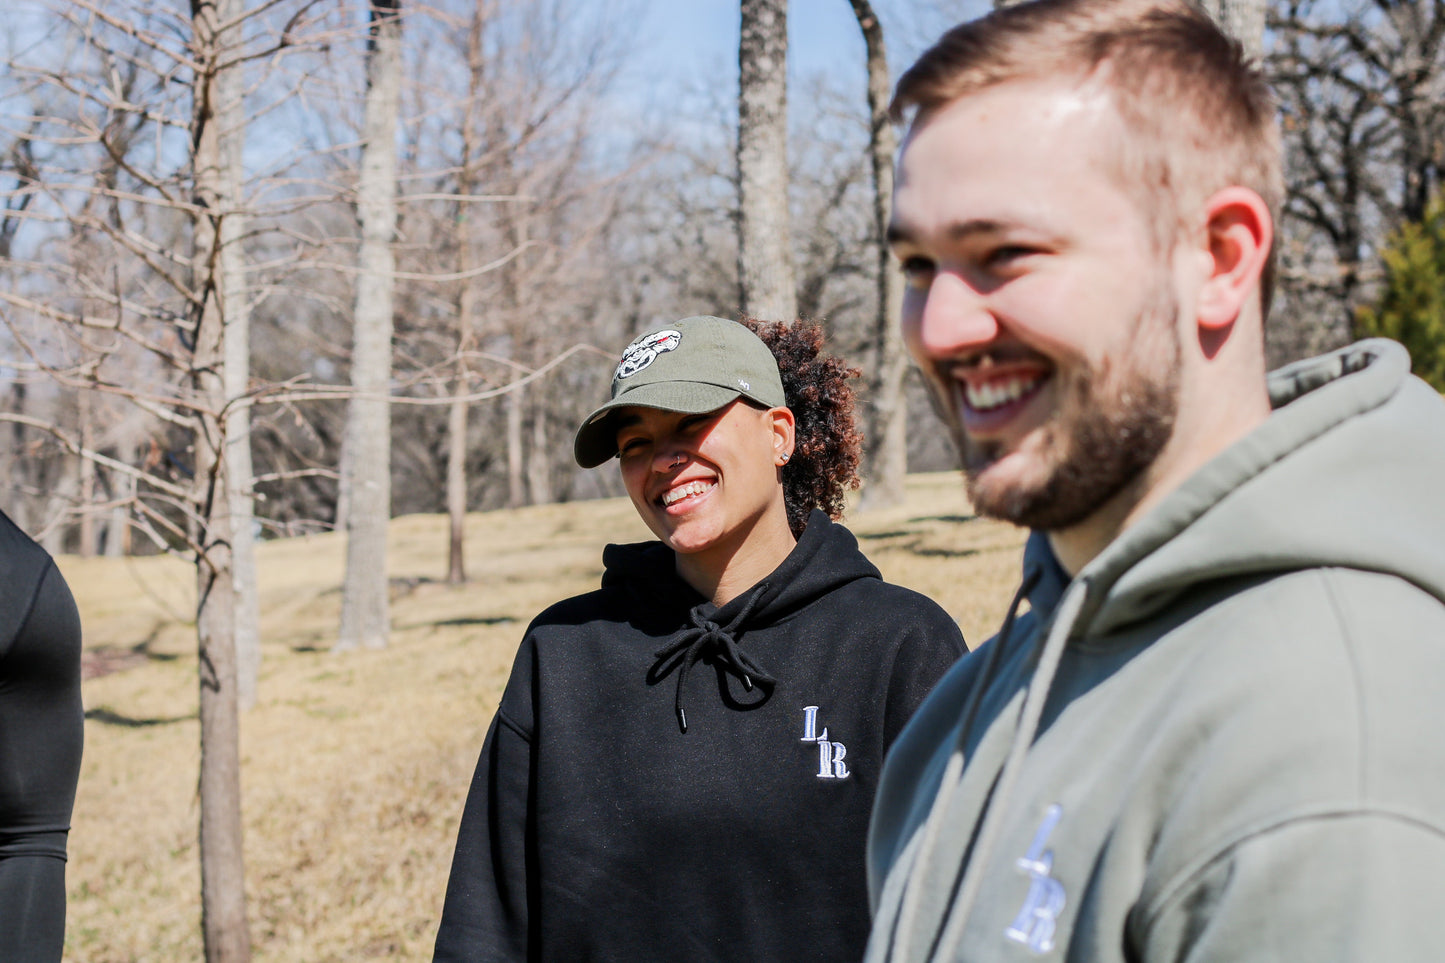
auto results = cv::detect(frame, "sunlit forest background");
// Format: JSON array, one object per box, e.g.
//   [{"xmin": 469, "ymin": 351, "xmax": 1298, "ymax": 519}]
[{"xmin": 2, "ymin": 0, "xmax": 1441, "ymax": 958}]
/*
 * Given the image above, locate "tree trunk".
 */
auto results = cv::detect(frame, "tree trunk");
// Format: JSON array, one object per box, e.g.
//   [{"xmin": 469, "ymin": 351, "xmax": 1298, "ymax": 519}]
[
  {"xmin": 8, "ymin": 383, "xmax": 30, "ymax": 533},
  {"xmin": 445, "ymin": 377, "xmax": 468, "ymax": 583},
  {"xmin": 190, "ymin": 1, "xmax": 251, "ymax": 958},
  {"xmin": 333, "ymin": 428, "xmax": 351, "ymax": 532},
  {"xmin": 506, "ymin": 385, "xmax": 525, "ymax": 508},
  {"xmin": 526, "ymin": 402, "xmax": 551, "ymax": 506},
  {"xmin": 77, "ymin": 390, "xmax": 97, "ymax": 556},
  {"xmin": 849, "ymin": 0, "xmax": 908, "ymax": 511},
  {"xmin": 445, "ymin": 7, "xmax": 484, "ymax": 586},
  {"xmin": 41, "ymin": 470, "xmax": 73, "ymax": 556},
  {"xmin": 217, "ymin": 14, "xmax": 260, "ymax": 709},
  {"xmin": 105, "ymin": 447, "xmax": 133, "ymax": 559},
  {"xmin": 338, "ymin": 0, "xmax": 403, "ymax": 652},
  {"xmin": 737, "ymin": 0, "xmax": 796, "ymax": 322}
]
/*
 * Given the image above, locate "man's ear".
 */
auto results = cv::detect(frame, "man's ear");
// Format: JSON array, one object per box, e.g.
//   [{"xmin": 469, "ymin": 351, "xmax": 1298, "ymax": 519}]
[{"xmin": 1197, "ymin": 187, "xmax": 1273, "ymax": 331}]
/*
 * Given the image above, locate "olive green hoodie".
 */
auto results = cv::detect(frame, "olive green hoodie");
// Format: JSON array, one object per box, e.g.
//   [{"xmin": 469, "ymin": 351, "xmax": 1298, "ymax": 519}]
[{"xmin": 867, "ymin": 340, "xmax": 1445, "ymax": 962}]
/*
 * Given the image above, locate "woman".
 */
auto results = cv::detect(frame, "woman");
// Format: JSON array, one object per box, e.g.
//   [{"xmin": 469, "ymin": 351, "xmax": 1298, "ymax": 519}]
[{"xmin": 434, "ymin": 316, "xmax": 965, "ymax": 962}]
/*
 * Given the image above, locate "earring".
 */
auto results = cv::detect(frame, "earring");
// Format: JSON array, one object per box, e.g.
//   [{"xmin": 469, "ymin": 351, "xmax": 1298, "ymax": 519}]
[{"xmin": 779, "ymin": 452, "xmax": 790, "ymax": 464}]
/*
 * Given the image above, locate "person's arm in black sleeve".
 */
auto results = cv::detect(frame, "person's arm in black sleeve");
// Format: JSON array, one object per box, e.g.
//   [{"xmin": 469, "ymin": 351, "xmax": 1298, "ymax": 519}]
[
  {"xmin": 0, "ymin": 560, "xmax": 85, "ymax": 963},
  {"xmin": 434, "ymin": 642, "xmax": 536, "ymax": 963},
  {"xmin": 881, "ymin": 601, "xmax": 966, "ymax": 748}
]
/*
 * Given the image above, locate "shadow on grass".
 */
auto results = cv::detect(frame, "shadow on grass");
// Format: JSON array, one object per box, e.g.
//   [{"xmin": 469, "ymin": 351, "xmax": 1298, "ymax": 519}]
[
  {"xmin": 910, "ymin": 547, "xmax": 982, "ymax": 559},
  {"xmin": 394, "ymin": 615, "xmax": 519, "ymax": 632},
  {"xmin": 428, "ymin": 616, "xmax": 518, "ymax": 628},
  {"xmin": 319, "ymin": 574, "xmax": 443, "ymax": 599},
  {"xmin": 287, "ymin": 614, "xmax": 519, "ymax": 651},
  {"xmin": 84, "ymin": 706, "xmax": 196, "ymax": 728},
  {"xmin": 82, "ymin": 623, "xmax": 183, "ymax": 681},
  {"xmin": 909, "ymin": 514, "xmax": 978, "ymax": 525}
]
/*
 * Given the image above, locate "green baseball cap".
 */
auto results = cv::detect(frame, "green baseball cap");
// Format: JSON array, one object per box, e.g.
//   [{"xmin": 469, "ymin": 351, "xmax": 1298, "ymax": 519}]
[{"xmin": 573, "ymin": 316, "xmax": 787, "ymax": 469}]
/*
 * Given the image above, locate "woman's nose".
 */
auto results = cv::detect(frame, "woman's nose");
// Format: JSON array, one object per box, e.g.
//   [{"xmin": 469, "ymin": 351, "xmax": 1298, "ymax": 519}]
[{"xmin": 652, "ymin": 444, "xmax": 686, "ymax": 473}]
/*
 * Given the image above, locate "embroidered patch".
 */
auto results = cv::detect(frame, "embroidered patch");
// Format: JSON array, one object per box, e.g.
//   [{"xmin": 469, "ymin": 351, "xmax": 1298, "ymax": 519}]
[
  {"xmin": 1005, "ymin": 803, "xmax": 1067, "ymax": 954},
  {"xmin": 801, "ymin": 705, "xmax": 849, "ymax": 779},
  {"xmin": 616, "ymin": 329, "xmax": 681, "ymax": 379}
]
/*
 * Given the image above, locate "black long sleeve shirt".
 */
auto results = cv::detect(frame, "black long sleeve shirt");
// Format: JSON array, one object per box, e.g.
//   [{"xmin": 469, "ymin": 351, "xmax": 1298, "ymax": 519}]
[{"xmin": 0, "ymin": 510, "xmax": 84, "ymax": 963}]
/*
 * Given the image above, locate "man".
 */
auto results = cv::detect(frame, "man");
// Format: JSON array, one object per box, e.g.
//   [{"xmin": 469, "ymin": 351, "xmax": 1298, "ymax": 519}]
[
  {"xmin": 865, "ymin": 1, "xmax": 1445, "ymax": 961},
  {"xmin": 0, "ymin": 508, "xmax": 84, "ymax": 962}
]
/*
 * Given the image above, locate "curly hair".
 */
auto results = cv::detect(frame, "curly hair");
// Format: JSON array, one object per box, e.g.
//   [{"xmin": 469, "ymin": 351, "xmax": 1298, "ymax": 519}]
[{"xmin": 742, "ymin": 318, "xmax": 863, "ymax": 537}]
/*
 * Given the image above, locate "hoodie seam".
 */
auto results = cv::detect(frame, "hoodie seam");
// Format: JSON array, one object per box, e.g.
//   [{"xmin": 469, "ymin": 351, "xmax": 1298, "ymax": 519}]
[
  {"xmin": 1316, "ymin": 569, "xmax": 1370, "ymax": 803},
  {"xmin": 0, "ymin": 556, "xmax": 52, "ymax": 667},
  {"xmin": 495, "ymin": 705, "xmax": 533, "ymax": 743},
  {"xmin": 1138, "ymin": 807, "xmax": 1445, "ymax": 939}
]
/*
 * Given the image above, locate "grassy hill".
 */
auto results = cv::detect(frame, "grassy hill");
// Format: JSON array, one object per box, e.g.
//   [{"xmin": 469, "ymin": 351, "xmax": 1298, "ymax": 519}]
[{"xmin": 60, "ymin": 472, "xmax": 1027, "ymax": 962}]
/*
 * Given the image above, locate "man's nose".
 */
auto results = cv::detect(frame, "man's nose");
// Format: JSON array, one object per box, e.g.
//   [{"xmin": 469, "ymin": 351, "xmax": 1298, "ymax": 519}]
[{"xmin": 907, "ymin": 271, "xmax": 999, "ymax": 358}]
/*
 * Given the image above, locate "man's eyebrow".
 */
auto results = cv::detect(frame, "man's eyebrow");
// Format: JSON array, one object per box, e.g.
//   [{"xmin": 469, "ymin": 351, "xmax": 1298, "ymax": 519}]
[{"xmin": 886, "ymin": 219, "xmax": 1012, "ymax": 246}]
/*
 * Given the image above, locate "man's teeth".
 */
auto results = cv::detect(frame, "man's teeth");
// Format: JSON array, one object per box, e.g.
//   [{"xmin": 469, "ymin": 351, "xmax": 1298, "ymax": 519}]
[
  {"xmin": 964, "ymin": 375, "xmax": 1042, "ymax": 412},
  {"xmin": 661, "ymin": 481, "xmax": 714, "ymax": 507}
]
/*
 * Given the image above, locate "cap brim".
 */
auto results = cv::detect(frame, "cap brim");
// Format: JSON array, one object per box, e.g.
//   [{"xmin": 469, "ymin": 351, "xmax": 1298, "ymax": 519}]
[{"xmin": 573, "ymin": 381, "xmax": 742, "ymax": 469}]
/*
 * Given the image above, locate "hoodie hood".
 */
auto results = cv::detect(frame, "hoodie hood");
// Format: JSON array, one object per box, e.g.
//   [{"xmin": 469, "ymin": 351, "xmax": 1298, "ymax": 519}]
[
  {"xmin": 1026, "ymin": 339, "xmax": 1445, "ymax": 637},
  {"xmin": 601, "ymin": 509, "xmax": 882, "ymax": 730},
  {"xmin": 600, "ymin": 508, "xmax": 881, "ymax": 619},
  {"xmin": 879, "ymin": 340, "xmax": 1445, "ymax": 962}
]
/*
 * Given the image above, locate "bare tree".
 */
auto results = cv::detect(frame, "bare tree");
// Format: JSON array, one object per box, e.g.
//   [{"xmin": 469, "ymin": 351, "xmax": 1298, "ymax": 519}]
[
  {"xmin": 1267, "ymin": 0, "xmax": 1445, "ymax": 363},
  {"xmin": 214, "ymin": 0, "xmax": 261, "ymax": 710},
  {"xmin": 189, "ymin": 1, "xmax": 253, "ymax": 951},
  {"xmin": 737, "ymin": 0, "xmax": 797, "ymax": 322},
  {"xmin": 0, "ymin": 3, "xmax": 348, "ymax": 955},
  {"xmin": 848, "ymin": 0, "xmax": 909, "ymax": 509},
  {"xmin": 338, "ymin": 0, "xmax": 403, "ymax": 651},
  {"xmin": 442, "ymin": 7, "xmax": 486, "ymax": 584}
]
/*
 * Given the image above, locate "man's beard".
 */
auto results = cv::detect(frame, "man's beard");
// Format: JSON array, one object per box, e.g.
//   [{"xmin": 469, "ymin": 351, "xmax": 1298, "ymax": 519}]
[{"xmin": 957, "ymin": 295, "xmax": 1181, "ymax": 532}]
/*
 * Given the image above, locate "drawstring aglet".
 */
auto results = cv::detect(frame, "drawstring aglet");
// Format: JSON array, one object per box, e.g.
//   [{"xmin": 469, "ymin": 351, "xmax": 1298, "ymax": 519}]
[
  {"xmin": 677, "ymin": 706, "xmax": 688, "ymax": 734},
  {"xmin": 742, "ymin": 674, "xmax": 753, "ymax": 691}
]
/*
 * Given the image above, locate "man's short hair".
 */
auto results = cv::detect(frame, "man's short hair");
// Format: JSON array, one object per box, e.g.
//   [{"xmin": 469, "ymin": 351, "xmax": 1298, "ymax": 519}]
[{"xmin": 892, "ymin": 0, "xmax": 1282, "ymax": 316}]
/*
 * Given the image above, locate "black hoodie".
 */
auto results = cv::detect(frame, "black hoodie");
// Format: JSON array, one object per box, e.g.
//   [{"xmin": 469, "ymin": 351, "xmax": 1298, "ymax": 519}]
[{"xmin": 435, "ymin": 511, "xmax": 965, "ymax": 962}]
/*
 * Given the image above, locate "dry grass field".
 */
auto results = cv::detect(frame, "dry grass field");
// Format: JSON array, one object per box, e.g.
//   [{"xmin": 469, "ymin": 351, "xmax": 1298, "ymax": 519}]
[{"xmin": 58, "ymin": 471, "xmax": 1027, "ymax": 962}]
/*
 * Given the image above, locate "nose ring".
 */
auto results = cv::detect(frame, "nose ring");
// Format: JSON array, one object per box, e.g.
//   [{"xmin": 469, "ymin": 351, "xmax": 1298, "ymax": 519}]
[{"xmin": 669, "ymin": 454, "xmax": 686, "ymax": 469}]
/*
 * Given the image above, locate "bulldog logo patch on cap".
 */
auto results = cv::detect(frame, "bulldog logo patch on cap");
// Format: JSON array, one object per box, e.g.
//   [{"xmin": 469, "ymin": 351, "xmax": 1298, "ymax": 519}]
[{"xmin": 615, "ymin": 329, "xmax": 681, "ymax": 379}]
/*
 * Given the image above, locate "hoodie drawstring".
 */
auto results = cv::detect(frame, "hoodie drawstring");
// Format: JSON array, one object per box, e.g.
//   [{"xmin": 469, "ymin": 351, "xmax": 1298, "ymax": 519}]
[
  {"xmin": 886, "ymin": 567, "xmax": 1040, "ymax": 962},
  {"xmin": 651, "ymin": 585, "xmax": 776, "ymax": 733},
  {"xmin": 927, "ymin": 576, "xmax": 1089, "ymax": 963}
]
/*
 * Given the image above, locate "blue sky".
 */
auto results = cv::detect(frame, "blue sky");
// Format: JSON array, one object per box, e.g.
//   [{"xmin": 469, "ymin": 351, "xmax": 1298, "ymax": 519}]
[
  {"xmin": 642, "ymin": 0, "xmax": 867, "ymax": 82},
  {"xmin": 617, "ymin": 0, "xmax": 981, "ymax": 111}
]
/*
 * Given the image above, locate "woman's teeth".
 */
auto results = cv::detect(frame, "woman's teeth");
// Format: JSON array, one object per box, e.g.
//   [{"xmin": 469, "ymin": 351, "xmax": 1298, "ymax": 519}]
[{"xmin": 661, "ymin": 481, "xmax": 714, "ymax": 507}]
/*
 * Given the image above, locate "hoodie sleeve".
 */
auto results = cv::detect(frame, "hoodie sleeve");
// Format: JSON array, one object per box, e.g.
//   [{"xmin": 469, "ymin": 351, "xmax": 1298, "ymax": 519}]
[
  {"xmin": 1139, "ymin": 812, "xmax": 1445, "ymax": 961},
  {"xmin": 881, "ymin": 600, "xmax": 967, "ymax": 748},
  {"xmin": 0, "ymin": 560, "xmax": 84, "ymax": 963},
  {"xmin": 434, "ymin": 649, "xmax": 536, "ymax": 962}
]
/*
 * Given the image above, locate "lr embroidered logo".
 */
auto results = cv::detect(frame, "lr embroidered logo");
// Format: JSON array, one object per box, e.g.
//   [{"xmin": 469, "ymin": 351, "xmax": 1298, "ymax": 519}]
[
  {"xmin": 800, "ymin": 706, "xmax": 849, "ymax": 779},
  {"xmin": 1004, "ymin": 803, "xmax": 1067, "ymax": 954}
]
